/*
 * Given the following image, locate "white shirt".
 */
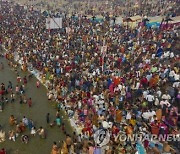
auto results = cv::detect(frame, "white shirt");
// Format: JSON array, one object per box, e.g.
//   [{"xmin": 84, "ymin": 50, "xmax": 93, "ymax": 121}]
[
  {"xmin": 146, "ymin": 95, "xmax": 154, "ymax": 102},
  {"xmin": 169, "ymin": 70, "xmax": 175, "ymax": 77},
  {"xmin": 170, "ymin": 52, "xmax": 174, "ymax": 58},
  {"xmin": 154, "ymin": 98, "xmax": 159, "ymax": 106},
  {"xmin": 126, "ymin": 112, "xmax": 131, "ymax": 120},
  {"xmin": 157, "ymin": 90, "xmax": 162, "ymax": 98},
  {"xmin": 161, "ymin": 94, "xmax": 171, "ymax": 100},
  {"xmin": 142, "ymin": 111, "xmax": 156, "ymax": 120},
  {"xmin": 135, "ymin": 82, "xmax": 140, "ymax": 89},
  {"xmin": 143, "ymin": 90, "xmax": 149, "ymax": 98},
  {"xmin": 160, "ymin": 100, "xmax": 171, "ymax": 107},
  {"xmin": 173, "ymin": 82, "xmax": 179, "ymax": 88},
  {"xmin": 174, "ymin": 74, "xmax": 179, "ymax": 81}
]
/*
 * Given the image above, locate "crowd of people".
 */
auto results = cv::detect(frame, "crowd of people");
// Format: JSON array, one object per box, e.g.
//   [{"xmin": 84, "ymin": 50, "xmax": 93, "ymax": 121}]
[
  {"xmin": 20, "ymin": 0, "xmax": 180, "ymax": 17},
  {"xmin": 0, "ymin": 0, "xmax": 180, "ymax": 154}
]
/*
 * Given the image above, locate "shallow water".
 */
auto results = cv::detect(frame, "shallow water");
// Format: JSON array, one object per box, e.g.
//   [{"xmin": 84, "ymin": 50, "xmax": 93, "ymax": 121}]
[{"xmin": 0, "ymin": 57, "xmax": 73, "ymax": 154}]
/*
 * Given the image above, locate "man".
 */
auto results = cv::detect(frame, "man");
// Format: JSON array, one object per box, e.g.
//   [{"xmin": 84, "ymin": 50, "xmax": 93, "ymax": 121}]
[
  {"xmin": 46, "ymin": 113, "xmax": 50, "ymax": 124},
  {"xmin": 146, "ymin": 93, "xmax": 155, "ymax": 108},
  {"xmin": 0, "ymin": 148, "xmax": 6, "ymax": 154}
]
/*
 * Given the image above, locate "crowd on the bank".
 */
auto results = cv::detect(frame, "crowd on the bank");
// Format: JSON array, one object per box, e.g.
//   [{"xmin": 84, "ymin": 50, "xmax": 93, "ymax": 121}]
[
  {"xmin": 23, "ymin": 0, "xmax": 180, "ymax": 17},
  {"xmin": 0, "ymin": 0, "xmax": 180, "ymax": 154}
]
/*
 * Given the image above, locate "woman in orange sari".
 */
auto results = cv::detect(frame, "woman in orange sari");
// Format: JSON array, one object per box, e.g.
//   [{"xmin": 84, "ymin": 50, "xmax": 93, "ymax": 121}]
[
  {"xmin": 9, "ymin": 115, "xmax": 16, "ymax": 126},
  {"xmin": 51, "ymin": 142, "xmax": 59, "ymax": 154},
  {"xmin": 149, "ymin": 74, "xmax": 159, "ymax": 88},
  {"xmin": 116, "ymin": 109, "xmax": 122, "ymax": 123}
]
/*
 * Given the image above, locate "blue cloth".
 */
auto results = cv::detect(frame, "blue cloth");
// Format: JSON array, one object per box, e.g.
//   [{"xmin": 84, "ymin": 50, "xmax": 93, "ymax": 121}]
[
  {"xmin": 107, "ymin": 79, "xmax": 112, "ymax": 88},
  {"xmin": 56, "ymin": 68, "xmax": 60, "ymax": 74},
  {"xmin": 136, "ymin": 142, "xmax": 146, "ymax": 154},
  {"xmin": 56, "ymin": 118, "xmax": 61, "ymax": 126},
  {"xmin": 94, "ymin": 147, "xmax": 101, "ymax": 154},
  {"xmin": 156, "ymin": 48, "xmax": 163, "ymax": 57}
]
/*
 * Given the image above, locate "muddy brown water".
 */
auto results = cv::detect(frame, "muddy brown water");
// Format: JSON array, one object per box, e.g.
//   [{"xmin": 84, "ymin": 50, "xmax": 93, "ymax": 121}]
[{"xmin": 0, "ymin": 57, "xmax": 73, "ymax": 154}]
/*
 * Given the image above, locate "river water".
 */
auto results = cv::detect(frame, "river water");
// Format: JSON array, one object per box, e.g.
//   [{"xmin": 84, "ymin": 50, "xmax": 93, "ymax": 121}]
[{"xmin": 0, "ymin": 56, "xmax": 73, "ymax": 154}]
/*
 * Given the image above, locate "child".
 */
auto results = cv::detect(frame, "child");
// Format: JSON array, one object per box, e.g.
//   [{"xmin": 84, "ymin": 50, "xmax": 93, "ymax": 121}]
[
  {"xmin": 15, "ymin": 85, "xmax": 19, "ymax": 94},
  {"xmin": 10, "ymin": 92, "xmax": 15, "ymax": 103},
  {"xmin": 27, "ymin": 98, "xmax": 32, "ymax": 107},
  {"xmin": 36, "ymin": 81, "xmax": 40, "ymax": 88},
  {"xmin": 61, "ymin": 123, "xmax": 65, "ymax": 133},
  {"xmin": 50, "ymin": 121, "xmax": 56, "ymax": 128},
  {"xmin": 17, "ymin": 75, "xmax": 21, "ymax": 83},
  {"xmin": 5, "ymin": 98, "xmax": 8, "ymax": 103},
  {"xmin": 31, "ymin": 127, "xmax": 36, "ymax": 136}
]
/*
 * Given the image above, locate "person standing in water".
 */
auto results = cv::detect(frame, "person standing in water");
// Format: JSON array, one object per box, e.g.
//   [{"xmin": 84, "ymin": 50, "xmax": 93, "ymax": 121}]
[{"xmin": 46, "ymin": 113, "xmax": 50, "ymax": 124}]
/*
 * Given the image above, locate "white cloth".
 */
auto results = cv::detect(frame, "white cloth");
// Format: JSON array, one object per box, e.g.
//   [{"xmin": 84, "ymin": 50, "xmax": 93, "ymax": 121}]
[
  {"xmin": 160, "ymin": 100, "xmax": 171, "ymax": 107},
  {"xmin": 146, "ymin": 95, "xmax": 154, "ymax": 102}
]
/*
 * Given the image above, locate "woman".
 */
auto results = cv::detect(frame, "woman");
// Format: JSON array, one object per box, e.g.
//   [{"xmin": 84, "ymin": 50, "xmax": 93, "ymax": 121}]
[
  {"xmin": 56, "ymin": 116, "xmax": 61, "ymax": 127},
  {"xmin": 9, "ymin": 115, "xmax": 16, "ymax": 126},
  {"xmin": 8, "ymin": 130, "xmax": 16, "ymax": 141},
  {"xmin": 31, "ymin": 127, "xmax": 36, "ymax": 136},
  {"xmin": 27, "ymin": 98, "xmax": 32, "ymax": 107},
  {"xmin": 51, "ymin": 142, "xmax": 59, "ymax": 154},
  {"xmin": 37, "ymin": 127, "xmax": 46, "ymax": 139},
  {"xmin": 60, "ymin": 141, "xmax": 68, "ymax": 154}
]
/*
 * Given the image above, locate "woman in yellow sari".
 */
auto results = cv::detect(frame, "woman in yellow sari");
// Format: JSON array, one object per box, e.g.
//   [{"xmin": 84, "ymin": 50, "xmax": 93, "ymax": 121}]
[{"xmin": 60, "ymin": 141, "xmax": 68, "ymax": 154}]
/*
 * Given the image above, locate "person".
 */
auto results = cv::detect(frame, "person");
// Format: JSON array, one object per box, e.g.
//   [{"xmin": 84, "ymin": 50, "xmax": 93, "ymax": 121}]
[
  {"xmin": 8, "ymin": 130, "xmax": 16, "ymax": 141},
  {"xmin": 0, "ymin": 148, "xmax": 6, "ymax": 154},
  {"xmin": 31, "ymin": 127, "xmax": 36, "ymax": 136},
  {"xmin": 9, "ymin": 115, "xmax": 16, "ymax": 126},
  {"xmin": 17, "ymin": 75, "xmax": 21, "ymax": 83},
  {"xmin": 1, "ymin": 1, "xmax": 180, "ymax": 153},
  {"xmin": 46, "ymin": 113, "xmax": 50, "ymax": 124},
  {"xmin": 23, "ymin": 76, "xmax": 27, "ymax": 85},
  {"xmin": 21, "ymin": 135, "xmax": 29, "ymax": 144},
  {"xmin": 0, "ymin": 130, "xmax": 5, "ymax": 143},
  {"xmin": 37, "ymin": 127, "xmax": 46, "ymax": 139},
  {"xmin": 50, "ymin": 121, "xmax": 56, "ymax": 128},
  {"xmin": 51, "ymin": 142, "xmax": 59, "ymax": 154},
  {"xmin": 10, "ymin": 92, "xmax": 15, "ymax": 103},
  {"xmin": 28, "ymin": 98, "xmax": 32, "ymax": 107},
  {"xmin": 56, "ymin": 116, "xmax": 61, "ymax": 127},
  {"xmin": 36, "ymin": 81, "xmax": 40, "ymax": 88}
]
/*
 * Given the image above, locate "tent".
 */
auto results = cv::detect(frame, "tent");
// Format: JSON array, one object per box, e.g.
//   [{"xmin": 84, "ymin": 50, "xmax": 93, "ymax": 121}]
[
  {"xmin": 123, "ymin": 15, "xmax": 142, "ymax": 28},
  {"xmin": 146, "ymin": 16, "xmax": 163, "ymax": 28},
  {"xmin": 130, "ymin": 15, "xmax": 142, "ymax": 22}
]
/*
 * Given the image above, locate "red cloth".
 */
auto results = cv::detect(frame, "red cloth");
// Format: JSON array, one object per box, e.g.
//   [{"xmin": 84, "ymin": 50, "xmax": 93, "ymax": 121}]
[{"xmin": 0, "ymin": 149, "xmax": 6, "ymax": 154}]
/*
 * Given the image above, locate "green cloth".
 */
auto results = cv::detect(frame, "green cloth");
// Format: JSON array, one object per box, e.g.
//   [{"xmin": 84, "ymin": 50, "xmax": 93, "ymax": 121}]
[{"xmin": 151, "ymin": 67, "xmax": 157, "ymax": 73}]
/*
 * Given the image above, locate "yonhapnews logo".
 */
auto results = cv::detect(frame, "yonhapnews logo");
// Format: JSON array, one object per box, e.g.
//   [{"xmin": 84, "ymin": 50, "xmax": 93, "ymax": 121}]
[{"xmin": 94, "ymin": 129, "xmax": 110, "ymax": 147}]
